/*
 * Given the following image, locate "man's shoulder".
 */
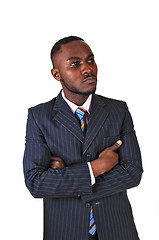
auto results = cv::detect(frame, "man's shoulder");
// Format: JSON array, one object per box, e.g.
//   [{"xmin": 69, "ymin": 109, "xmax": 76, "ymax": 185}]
[
  {"xmin": 28, "ymin": 93, "xmax": 60, "ymax": 120},
  {"xmin": 29, "ymin": 97, "xmax": 56, "ymax": 112},
  {"xmin": 94, "ymin": 94, "xmax": 127, "ymax": 109}
]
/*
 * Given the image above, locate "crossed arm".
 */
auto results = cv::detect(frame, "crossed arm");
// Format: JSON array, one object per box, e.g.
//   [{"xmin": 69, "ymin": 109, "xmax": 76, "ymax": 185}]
[
  {"xmin": 23, "ymin": 105, "xmax": 143, "ymax": 200},
  {"xmin": 50, "ymin": 140, "xmax": 122, "ymax": 178}
]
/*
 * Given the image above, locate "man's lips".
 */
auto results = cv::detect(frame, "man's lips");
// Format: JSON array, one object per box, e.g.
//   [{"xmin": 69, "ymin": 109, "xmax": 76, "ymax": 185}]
[{"xmin": 82, "ymin": 76, "xmax": 97, "ymax": 83}]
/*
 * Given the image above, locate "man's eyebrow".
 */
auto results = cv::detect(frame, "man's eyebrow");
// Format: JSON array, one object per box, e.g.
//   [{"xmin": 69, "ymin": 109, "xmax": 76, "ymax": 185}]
[
  {"xmin": 87, "ymin": 54, "xmax": 94, "ymax": 58},
  {"xmin": 67, "ymin": 57, "xmax": 80, "ymax": 61},
  {"xmin": 67, "ymin": 54, "xmax": 94, "ymax": 61}
]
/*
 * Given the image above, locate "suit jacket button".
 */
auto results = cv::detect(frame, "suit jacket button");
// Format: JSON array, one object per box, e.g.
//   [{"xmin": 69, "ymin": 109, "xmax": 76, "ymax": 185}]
[
  {"xmin": 86, "ymin": 153, "xmax": 91, "ymax": 157},
  {"xmin": 86, "ymin": 153, "xmax": 92, "ymax": 160}
]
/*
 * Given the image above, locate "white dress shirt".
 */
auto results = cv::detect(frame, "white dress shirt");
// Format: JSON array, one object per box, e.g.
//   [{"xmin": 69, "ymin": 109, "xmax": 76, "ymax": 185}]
[{"xmin": 62, "ymin": 91, "xmax": 95, "ymax": 185}]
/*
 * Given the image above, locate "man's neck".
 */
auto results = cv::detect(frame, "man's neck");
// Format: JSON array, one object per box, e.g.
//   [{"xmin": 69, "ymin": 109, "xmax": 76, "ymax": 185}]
[
  {"xmin": 62, "ymin": 90, "xmax": 92, "ymax": 114},
  {"xmin": 65, "ymin": 94, "xmax": 89, "ymax": 106},
  {"xmin": 62, "ymin": 88, "xmax": 93, "ymax": 105}
]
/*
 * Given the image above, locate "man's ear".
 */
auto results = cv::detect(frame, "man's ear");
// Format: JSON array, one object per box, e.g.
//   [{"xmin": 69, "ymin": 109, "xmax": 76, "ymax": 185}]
[{"xmin": 51, "ymin": 68, "xmax": 61, "ymax": 81}]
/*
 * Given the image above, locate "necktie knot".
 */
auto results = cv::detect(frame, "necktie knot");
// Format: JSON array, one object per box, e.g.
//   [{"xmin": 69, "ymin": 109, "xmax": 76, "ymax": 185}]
[
  {"xmin": 75, "ymin": 107, "xmax": 86, "ymax": 119},
  {"xmin": 75, "ymin": 107, "xmax": 87, "ymax": 132}
]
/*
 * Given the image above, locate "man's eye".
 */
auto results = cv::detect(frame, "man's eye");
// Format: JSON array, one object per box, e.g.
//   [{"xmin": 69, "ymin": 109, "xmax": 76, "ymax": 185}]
[
  {"xmin": 88, "ymin": 58, "xmax": 95, "ymax": 64},
  {"xmin": 71, "ymin": 61, "xmax": 80, "ymax": 67}
]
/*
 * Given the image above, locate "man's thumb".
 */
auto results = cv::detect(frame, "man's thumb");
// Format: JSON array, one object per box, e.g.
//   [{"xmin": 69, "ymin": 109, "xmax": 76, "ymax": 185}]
[{"xmin": 108, "ymin": 140, "xmax": 122, "ymax": 151}]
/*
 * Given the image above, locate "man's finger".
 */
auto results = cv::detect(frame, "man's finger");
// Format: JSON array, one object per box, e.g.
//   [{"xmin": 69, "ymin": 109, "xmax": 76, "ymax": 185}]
[
  {"xmin": 50, "ymin": 156, "xmax": 63, "ymax": 161},
  {"xmin": 51, "ymin": 160, "xmax": 60, "ymax": 169},
  {"xmin": 108, "ymin": 140, "xmax": 122, "ymax": 151},
  {"xmin": 50, "ymin": 156, "xmax": 66, "ymax": 169}
]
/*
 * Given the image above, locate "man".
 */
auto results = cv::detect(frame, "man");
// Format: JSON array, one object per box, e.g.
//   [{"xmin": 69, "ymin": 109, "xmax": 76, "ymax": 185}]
[{"xmin": 23, "ymin": 36, "xmax": 143, "ymax": 240}]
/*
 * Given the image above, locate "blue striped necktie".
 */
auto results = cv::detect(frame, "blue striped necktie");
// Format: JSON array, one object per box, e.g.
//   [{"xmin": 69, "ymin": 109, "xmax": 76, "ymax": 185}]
[
  {"xmin": 75, "ymin": 107, "xmax": 96, "ymax": 235},
  {"xmin": 75, "ymin": 107, "xmax": 87, "ymax": 132}
]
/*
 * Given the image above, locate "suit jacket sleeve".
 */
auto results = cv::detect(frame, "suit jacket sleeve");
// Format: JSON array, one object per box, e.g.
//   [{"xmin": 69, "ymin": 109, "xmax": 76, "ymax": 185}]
[
  {"xmin": 82, "ymin": 102, "xmax": 143, "ymax": 202},
  {"xmin": 23, "ymin": 108, "xmax": 92, "ymax": 198}
]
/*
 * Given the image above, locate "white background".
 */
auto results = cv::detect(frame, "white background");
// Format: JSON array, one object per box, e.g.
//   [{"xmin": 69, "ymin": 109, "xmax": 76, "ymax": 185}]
[{"xmin": 0, "ymin": 0, "xmax": 159, "ymax": 239}]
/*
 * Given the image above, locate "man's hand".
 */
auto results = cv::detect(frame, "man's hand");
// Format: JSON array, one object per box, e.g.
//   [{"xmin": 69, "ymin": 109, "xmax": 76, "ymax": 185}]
[
  {"xmin": 91, "ymin": 140, "xmax": 122, "ymax": 177},
  {"xmin": 50, "ymin": 156, "xmax": 65, "ymax": 169}
]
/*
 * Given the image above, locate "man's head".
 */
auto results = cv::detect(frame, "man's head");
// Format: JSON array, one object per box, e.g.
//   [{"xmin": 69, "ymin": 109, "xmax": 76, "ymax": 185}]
[
  {"xmin": 50, "ymin": 36, "xmax": 98, "ymax": 103},
  {"xmin": 50, "ymin": 36, "xmax": 84, "ymax": 67}
]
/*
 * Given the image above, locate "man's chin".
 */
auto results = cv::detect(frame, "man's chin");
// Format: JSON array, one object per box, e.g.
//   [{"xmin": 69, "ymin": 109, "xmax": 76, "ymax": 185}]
[
  {"xmin": 80, "ymin": 90, "xmax": 96, "ymax": 96},
  {"xmin": 78, "ymin": 88, "xmax": 96, "ymax": 96}
]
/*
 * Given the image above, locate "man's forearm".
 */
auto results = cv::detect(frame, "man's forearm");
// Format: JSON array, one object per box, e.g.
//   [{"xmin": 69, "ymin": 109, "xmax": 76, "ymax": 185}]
[{"xmin": 51, "ymin": 140, "xmax": 122, "ymax": 179}]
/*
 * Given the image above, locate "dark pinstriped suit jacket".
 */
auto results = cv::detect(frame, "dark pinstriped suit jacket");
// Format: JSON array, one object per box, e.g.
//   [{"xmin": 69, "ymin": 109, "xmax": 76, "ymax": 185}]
[{"xmin": 23, "ymin": 92, "xmax": 143, "ymax": 240}]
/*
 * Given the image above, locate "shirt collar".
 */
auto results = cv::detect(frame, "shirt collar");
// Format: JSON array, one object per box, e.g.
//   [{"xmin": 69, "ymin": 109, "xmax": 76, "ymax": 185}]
[{"xmin": 61, "ymin": 90, "xmax": 92, "ymax": 114}]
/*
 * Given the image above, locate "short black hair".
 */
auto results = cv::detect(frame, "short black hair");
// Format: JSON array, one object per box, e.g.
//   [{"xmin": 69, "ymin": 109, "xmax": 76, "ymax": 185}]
[{"xmin": 50, "ymin": 36, "xmax": 84, "ymax": 63}]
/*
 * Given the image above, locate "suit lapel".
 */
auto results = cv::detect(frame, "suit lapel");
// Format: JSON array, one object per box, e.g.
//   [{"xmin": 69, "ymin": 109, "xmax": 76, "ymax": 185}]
[
  {"xmin": 83, "ymin": 94, "xmax": 110, "ymax": 154},
  {"xmin": 52, "ymin": 92, "xmax": 110, "ymax": 148},
  {"xmin": 53, "ymin": 93, "xmax": 85, "ymax": 143}
]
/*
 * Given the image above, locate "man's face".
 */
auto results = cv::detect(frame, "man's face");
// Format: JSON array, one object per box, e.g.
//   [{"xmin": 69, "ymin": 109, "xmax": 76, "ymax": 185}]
[{"xmin": 52, "ymin": 40, "xmax": 98, "ymax": 97}]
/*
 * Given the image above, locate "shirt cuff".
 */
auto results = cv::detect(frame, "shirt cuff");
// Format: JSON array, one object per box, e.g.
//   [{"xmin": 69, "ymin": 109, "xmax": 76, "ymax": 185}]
[{"xmin": 87, "ymin": 162, "xmax": 95, "ymax": 185}]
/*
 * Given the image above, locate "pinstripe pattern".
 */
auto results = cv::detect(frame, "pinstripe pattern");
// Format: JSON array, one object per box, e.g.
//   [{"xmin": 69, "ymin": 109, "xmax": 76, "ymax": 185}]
[{"xmin": 23, "ymin": 92, "xmax": 143, "ymax": 240}]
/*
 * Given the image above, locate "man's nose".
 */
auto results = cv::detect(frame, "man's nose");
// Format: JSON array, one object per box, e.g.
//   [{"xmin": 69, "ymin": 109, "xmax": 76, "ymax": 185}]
[{"xmin": 81, "ymin": 63, "xmax": 92, "ymax": 75}]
